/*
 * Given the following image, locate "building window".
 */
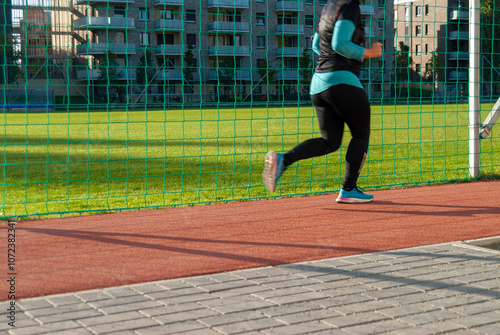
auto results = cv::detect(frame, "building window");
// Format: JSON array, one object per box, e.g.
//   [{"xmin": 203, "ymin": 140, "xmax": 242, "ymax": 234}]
[
  {"xmin": 415, "ymin": 63, "xmax": 421, "ymax": 76},
  {"xmin": 425, "ymin": 24, "xmax": 429, "ymax": 35},
  {"xmin": 139, "ymin": 8, "xmax": 149, "ymax": 21},
  {"xmin": 305, "ymin": 0, "xmax": 313, "ymax": 4},
  {"xmin": 425, "ymin": 44, "xmax": 429, "ymax": 54},
  {"xmin": 415, "ymin": 6, "xmax": 422, "ymax": 16},
  {"xmin": 425, "ymin": 5, "xmax": 429, "ymax": 15},
  {"xmin": 187, "ymin": 34, "xmax": 196, "ymax": 47},
  {"xmin": 378, "ymin": 0, "xmax": 385, "ymax": 8},
  {"xmin": 257, "ymin": 36, "xmax": 265, "ymax": 48},
  {"xmin": 114, "ymin": 6, "xmax": 125, "ymax": 17},
  {"xmin": 256, "ymin": 13, "xmax": 265, "ymax": 25},
  {"xmin": 186, "ymin": 9, "xmax": 196, "ymax": 22},
  {"xmin": 305, "ymin": 15, "xmax": 314, "ymax": 27},
  {"xmin": 415, "ymin": 44, "xmax": 420, "ymax": 55},
  {"xmin": 256, "ymin": 0, "xmax": 264, "ymax": 2},
  {"xmin": 416, "ymin": 25, "xmax": 421, "ymax": 36},
  {"xmin": 140, "ymin": 33, "xmax": 150, "ymax": 46}
]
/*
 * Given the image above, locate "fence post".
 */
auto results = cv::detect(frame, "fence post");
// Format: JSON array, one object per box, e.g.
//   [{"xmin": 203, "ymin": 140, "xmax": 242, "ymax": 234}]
[{"xmin": 469, "ymin": 0, "xmax": 481, "ymax": 177}]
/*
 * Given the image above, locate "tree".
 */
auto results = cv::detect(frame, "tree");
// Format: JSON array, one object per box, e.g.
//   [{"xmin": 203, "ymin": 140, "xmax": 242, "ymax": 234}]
[
  {"xmin": 299, "ymin": 48, "xmax": 313, "ymax": 97},
  {"xmin": 183, "ymin": 45, "xmax": 197, "ymax": 101},
  {"xmin": 96, "ymin": 52, "xmax": 124, "ymax": 102},
  {"xmin": 395, "ymin": 41, "xmax": 413, "ymax": 97},
  {"xmin": 217, "ymin": 59, "xmax": 236, "ymax": 99},
  {"xmin": 135, "ymin": 49, "xmax": 156, "ymax": 95},
  {"xmin": 257, "ymin": 59, "xmax": 276, "ymax": 98},
  {"xmin": 0, "ymin": 35, "xmax": 22, "ymax": 84},
  {"xmin": 425, "ymin": 51, "xmax": 444, "ymax": 99}
]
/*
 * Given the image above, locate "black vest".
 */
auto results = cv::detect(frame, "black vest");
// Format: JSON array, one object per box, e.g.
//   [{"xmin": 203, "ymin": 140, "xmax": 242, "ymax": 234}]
[{"xmin": 315, "ymin": 0, "xmax": 365, "ymax": 76}]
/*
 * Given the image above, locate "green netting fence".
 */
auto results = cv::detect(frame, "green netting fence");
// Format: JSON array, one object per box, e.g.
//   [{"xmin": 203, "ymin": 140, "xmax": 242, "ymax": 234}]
[{"xmin": 1, "ymin": 0, "xmax": 499, "ymax": 219}]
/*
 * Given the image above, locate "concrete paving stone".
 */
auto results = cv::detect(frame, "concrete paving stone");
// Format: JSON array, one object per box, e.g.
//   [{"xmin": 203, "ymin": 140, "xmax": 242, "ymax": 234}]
[
  {"xmin": 376, "ymin": 302, "xmax": 441, "ymax": 318},
  {"xmin": 129, "ymin": 283, "xmax": 171, "ymax": 294},
  {"xmin": 472, "ymin": 278, "xmax": 500, "ymax": 290},
  {"xmin": 153, "ymin": 308, "xmax": 221, "ymax": 324},
  {"xmin": 265, "ymin": 291, "xmax": 329, "ymax": 305},
  {"xmin": 254, "ymin": 267, "xmax": 302, "ymax": 278},
  {"xmin": 261, "ymin": 321, "xmax": 339, "ymax": 335},
  {"xmin": 97, "ymin": 300, "xmax": 164, "ymax": 315},
  {"xmin": 426, "ymin": 285, "xmax": 488, "ymax": 298},
  {"xmin": 16, "ymin": 298, "xmax": 54, "ymax": 311},
  {"xmin": 322, "ymin": 311, "xmax": 390, "ymax": 328},
  {"xmin": 197, "ymin": 280, "xmax": 255, "ymax": 294},
  {"xmin": 259, "ymin": 302, "xmax": 323, "ymax": 317},
  {"xmin": 198, "ymin": 295, "xmax": 263, "ymax": 308},
  {"xmin": 397, "ymin": 309, "xmax": 462, "ymax": 326},
  {"xmin": 471, "ymin": 322, "xmax": 500, "ymax": 334},
  {"xmin": 9, "ymin": 321, "xmax": 82, "ymax": 335},
  {"xmin": 75, "ymin": 290, "xmax": 114, "ymax": 302},
  {"xmin": 102, "ymin": 287, "xmax": 140, "ymax": 298},
  {"xmin": 25, "ymin": 303, "xmax": 94, "ymax": 318},
  {"xmin": 0, "ymin": 317, "xmax": 40, "ymax": 331},
  {"xmin": 320, "ymin": 284, "xmax": 377, "ymax": 298},
  {"xmin": 35, "ymin": 308, "xmax": 104, "ymax": 324},
  {"xmin": 212, "ymin": 317, "xmax": 285, "ymax": 334},
  {"xmin": 88, "ymin": 294, "xmax": 152, "ymax": 309},
  {"xmin": 261, "ymin": 278, "xmax": 321, "ymax": 290},
  {"xmin": 449, "ymin": 300, "xmax": 500, "ymax": 315},
  {"xmin": 249, "ymin": 275, "xmax": 302, "ymax": 285},
  {"xmin": 454, "ymin": 271, "xmax": 500, "ymax": 285},
  {"xmin": 341, "ymin": 319, "xmax": 411, "ymax": 335},
  {"xmin": 273, "ymin": 308, "xmax": 341, "ymax": 325},
  {"xmin": 42, "ymin": 328, "xmax": 94, "ymax": 335},
  {"xmin": 388, "ymin": 266, "xmax": 443, "ymax": 278},
  {"xmin": 144, "ymin": 287, "xmax": 206, "ymax": 300},
  {"xmin": 406, "ymin": 279, "xmax": 464, "ymax": 293},
  {"xmin": 305, "ymin": 273, "xmax": 353, "ymax": 284},
  {"xmin": 313, "ymin": 293, "xmax": 376, "ymax": 309},
  {"xmin": 253, "ymin": 286, "xmax": 312, "ymax": 299},
  {"xmin": 77, "ymin": 311, "xmax": 147, "ymax": 327},
  {"xmin": 301, "ymin": 279, "xmax": 355, "ymax": 292},
  {"xmin": 428, "ymin": 294, "xmax": 490, "ymax": 309},
  {"xmin": 153, "ymin": 279, "xmax": 193, "ymax": 290},
  {"xmin": 208, "ymin": 273, "xmax": 248, "ymax": 283},
  {"xmin": 134, "ymin": 321, "xmax": 206, "ymax": 335},
  {"xmin": 363, "ymin": 286, "xmax": 423, "ymax": 300},
  {"xmin": 210, "ymin": 300, "xmax": 276, "ymax": 314},
  {"xmin": 392, "ymin": 320, "xmax": 466, "ymax": 335},
  {"xmin": 330, "ymin": 299, "xmax": 394, "ymax": 315},
  {"xmin": 198, "ymin": 310, "xmax": 267, "ymax": 327},
  {"xmin": 139, "ymin": 302, "xmax": 205, "ymax": 317},
  {"xmin": 450, "ymin": 311, "xmax": 500, "ymax": 328},
  {"xmin": 232, "ymin": 267, "xmax": 274, "ymax": 280},
  {"xmin": 87, "ymin": 317, "xmax": 161, "ymax": 334},
  {"xmin": 157, "ymin": 292, "xmax": 219, "ymax": 305},
  {"xmin": 182, "ymin": 276, "xmax": 219, "ymax": 287},
  {"xmin": 212, "ymin": 284, "xmax": 273, "ymax": 298},
  {"xmin": 45, "ymin": 294, "xmax": 83, "ymax": 306},
  {"xmin": 363, "ymin": 277, "xmax": 421, "ymax": 290}
]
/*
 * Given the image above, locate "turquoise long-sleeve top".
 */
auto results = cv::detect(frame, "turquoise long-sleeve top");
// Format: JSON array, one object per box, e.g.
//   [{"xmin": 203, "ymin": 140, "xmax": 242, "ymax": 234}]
[{"xmin": 310, "ymin": 19, "xmax": 365, "ymax": 95}]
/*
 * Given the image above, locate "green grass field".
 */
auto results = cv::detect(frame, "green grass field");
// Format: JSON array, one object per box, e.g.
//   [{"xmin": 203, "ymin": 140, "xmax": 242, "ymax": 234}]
[{"xmin": 1, "ymin": 103, "xmax": 500, "ymax": 219}]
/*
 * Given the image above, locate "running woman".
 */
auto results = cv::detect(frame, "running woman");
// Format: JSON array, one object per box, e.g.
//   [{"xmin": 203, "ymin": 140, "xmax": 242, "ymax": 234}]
[{"xmin": 263, "ymin": 0, "xmax": 382, "ymax": 203}]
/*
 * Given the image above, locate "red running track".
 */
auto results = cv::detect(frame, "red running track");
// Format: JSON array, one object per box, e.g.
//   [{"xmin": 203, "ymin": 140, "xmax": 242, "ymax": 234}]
[{"xmin": 2, "ymin": 181, "xmax": 500, "ymax": 300}]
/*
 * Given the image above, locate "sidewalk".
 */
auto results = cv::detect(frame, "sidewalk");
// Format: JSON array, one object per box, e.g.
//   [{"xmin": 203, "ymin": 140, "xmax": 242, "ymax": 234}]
[{"xmin": 3, "ymin": 240, "xmax": 500, "ymax": 335}]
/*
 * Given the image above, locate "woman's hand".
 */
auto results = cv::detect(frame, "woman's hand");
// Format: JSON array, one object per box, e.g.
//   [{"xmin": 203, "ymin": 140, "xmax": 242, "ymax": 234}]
[{"xmin": 363, "ymin": 42, "xmax": 383, "ymax": 61}]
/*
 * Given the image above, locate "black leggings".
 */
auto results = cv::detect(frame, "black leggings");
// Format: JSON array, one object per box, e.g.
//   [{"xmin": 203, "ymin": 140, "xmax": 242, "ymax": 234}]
[{"xmin": 283, "ymin": 84, "xmax": 370, "ymax": 190}]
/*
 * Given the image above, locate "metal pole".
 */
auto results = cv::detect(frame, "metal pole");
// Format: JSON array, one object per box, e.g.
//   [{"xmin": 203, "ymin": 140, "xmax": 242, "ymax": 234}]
[{"xmin": 469, "ymin": 0, "xmax": 480, "ymax": 177}]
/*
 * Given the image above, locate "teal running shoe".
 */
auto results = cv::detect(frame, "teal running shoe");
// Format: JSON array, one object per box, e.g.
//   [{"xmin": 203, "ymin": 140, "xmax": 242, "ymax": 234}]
[
  {"xmin": 263, "ymin": 151, "xmax": 285, "ymax": 192},
  {"xmin": 336, "ymin": 187, "xmax": 373, "ymax": 203}
]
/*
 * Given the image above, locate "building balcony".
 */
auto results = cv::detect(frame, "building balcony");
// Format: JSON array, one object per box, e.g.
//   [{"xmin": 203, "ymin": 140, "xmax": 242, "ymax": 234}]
[
  {"xmin": 276, "ymin": 24, "xmax": 304, "ymax": 35},
  {"xmin": 275, "ymin": 1, "xmax": 304, "ymax": 12},
  {"xmin": 208, "ymin": 21, "xmax": 250, "ymax": 33},
  {"xmin": 156, "ymin": 44, "xmax": 184, "ymax": 56},
  {"xmin": 76, "ymin": 43, "xmax": 136, "ymax": 55},
  {"xmin": 449, "ymin": 30, "xmax": 468, "ymax": 39},
  {"xmin": 360, "ymin": 4, "xmax": 374, "ymax": 15},
  {"xmin": 276, "ymin": 70, "xmax": 300, "ymax": 81},
  {"xmin": 209, "ymin": 45, "xmax": 250, "ymax": 57},
  {"xmin": 449, "ymin": 51, "xmax": 469, "ymax": 61},
  {"xmin": 450, "ymin": 9, "xmax": 468, "ymax": 21},
  {"xmin": 208, "ymin": 0, "xmax": 249, "ymax": 9},
  {"xmin": 155, "ymin": 19, "xmax": 183, "ymax": 31},
  {"xmin": 76, "ymin": 69, "xmax": 136, "ymax": 81},
  {"xmin": 209, "ymin": 70, "xmax": 251, "ymax": 81},
  {"xmin": 277, "ymin": 47, "xmax": 303, "ymax": 57},
  {"xmin": 73, "ymin": 17, "xmax": 135, "ymax": 30},
  {"xmin": 154, "ymin": 0, "xmax": 182, "ymax": 5},
  {"xmin": 157, "ymin": 69, "xmax": 183, "ymax": 81},
  {"xmin": 74, "ymin": 0, "xmax": 134, "ymax": 5},
  {"xmin": 449, "ymin": 70, "xmax": 467, "ymax": 81}
]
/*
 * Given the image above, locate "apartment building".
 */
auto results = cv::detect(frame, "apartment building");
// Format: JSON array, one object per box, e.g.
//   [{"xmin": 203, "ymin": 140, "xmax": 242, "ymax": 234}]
[
  {"xmin": 5, "ymin": 0, "xmax": 392, "ymax": 104},
  {"xmin": 71, "ymin": 0, "xmax": 392, "ymax": 103},
  {"xmin": 394, "ymin": 0, "xmax": 470, "ymax": 98}
]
